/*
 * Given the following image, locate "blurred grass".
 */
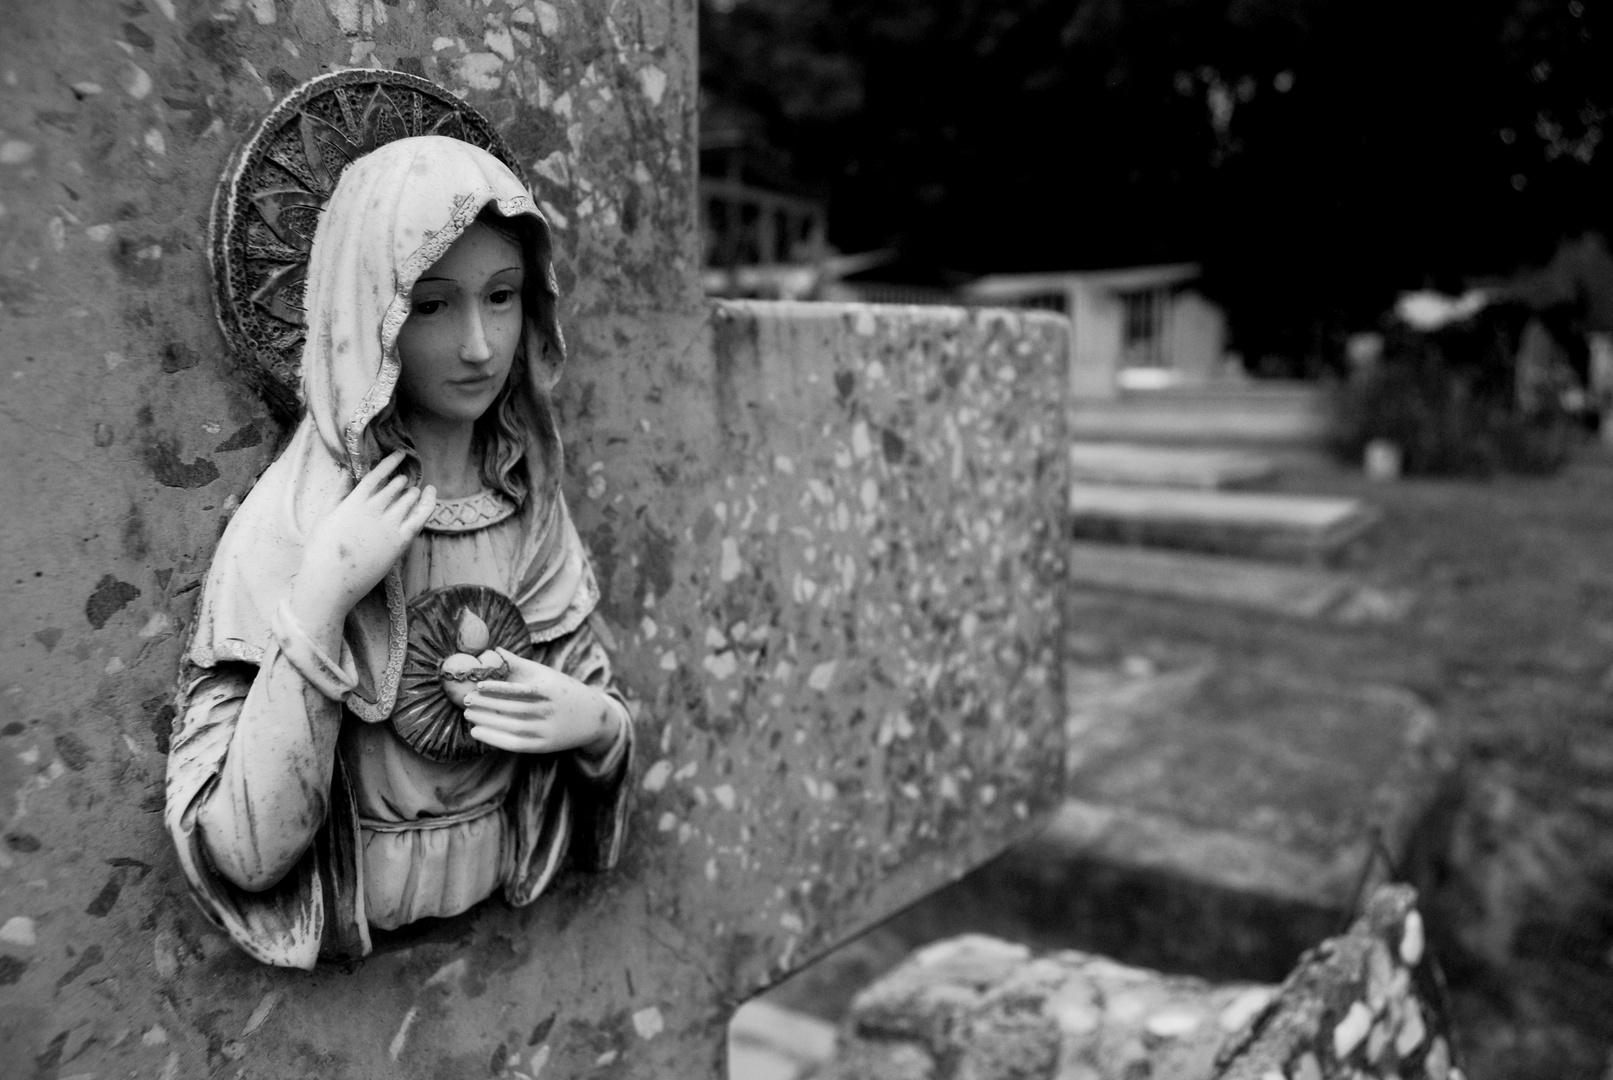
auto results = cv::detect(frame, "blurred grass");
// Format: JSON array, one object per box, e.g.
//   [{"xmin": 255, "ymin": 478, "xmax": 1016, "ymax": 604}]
[{"xmin": 1061, "ymin": 439, "xmax": 1613, "ymax": 1080}]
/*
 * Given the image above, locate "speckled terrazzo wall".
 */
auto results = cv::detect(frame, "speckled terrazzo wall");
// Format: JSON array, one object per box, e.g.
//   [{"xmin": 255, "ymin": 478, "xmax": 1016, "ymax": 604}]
[{"xmin": 0, "ymin": 3, "xmax": 1070, "ymax": 1076}]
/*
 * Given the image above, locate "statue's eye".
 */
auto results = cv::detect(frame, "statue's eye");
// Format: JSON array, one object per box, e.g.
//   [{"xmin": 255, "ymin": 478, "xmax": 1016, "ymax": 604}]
[{"xmin": 412, "ymin": 299, "xmax": 446, "ymax": 316}]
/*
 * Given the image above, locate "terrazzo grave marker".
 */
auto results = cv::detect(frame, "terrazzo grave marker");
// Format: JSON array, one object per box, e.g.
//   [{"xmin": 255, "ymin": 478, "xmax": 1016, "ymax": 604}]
[{"xmin": 1, "ymin": 12, "xmax": 1069, "ymax": 1077}]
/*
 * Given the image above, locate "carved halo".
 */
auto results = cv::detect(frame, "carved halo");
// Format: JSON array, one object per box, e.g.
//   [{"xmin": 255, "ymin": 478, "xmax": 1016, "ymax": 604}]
[{"xmin": 208, "ymin": 68, "xmax": 520, "ymax": 421}]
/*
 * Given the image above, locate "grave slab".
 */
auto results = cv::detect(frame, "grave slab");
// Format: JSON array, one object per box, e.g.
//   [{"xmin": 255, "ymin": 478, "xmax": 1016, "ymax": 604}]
[
  {"xmin": 1065, "ymin": 542, "xmax": 1414, "ymax": 622},
  {"xmin": 1068, "ymin": 383, "xmax": 1332, "ymax": 446},
  {"xmin": 884, "ymin": 663, "xmax": 1455, "ymax": 981},
  {"xmin": 820, "ymin": 934, "xmax": 1268, "ymax": 1080},
  {"xmin": 1068, "ymin": 442, "xmax": 1278, "ymax": 489},
  {"xmin": 819, "ymin": 886, "xmax": 1455, "ymax": 1080},
  {"xmin": 1067, "ymin": 483, "xmax": 1381, "ymax": 561},
  {"xmin": 0, "ymin": 6, "xmax": 1071, "ymax": 1076}
]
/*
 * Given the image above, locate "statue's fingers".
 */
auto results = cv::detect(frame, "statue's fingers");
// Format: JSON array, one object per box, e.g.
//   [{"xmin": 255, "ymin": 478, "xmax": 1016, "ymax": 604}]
[
  {"xmin": 463, "ymin": 704, "xmax": 553, "ymax": 730},
  {"xmin": 468, "ymin": 725, "xmax": 542, "ymax": 753},
  {"xmin": 373, "ymin": 473, "xmax": 410, "ymax": 505},
  {"xmin": 399, "ymin": 485, "xmax": 436, "ymax": 537},
  {"xmin": 464, "ymin": 708, "xmax": 554, "ymax": 742},
  {"xmin": 462, "ymin": 707, "xmax": 515, "ymax": 730},
  {"xmin": 387, "ymin": 488, "xmax": 423, "ymax": 532},
  {"xmin": 479, "ymin": 663, "xmax": 559, "ymax": 693},
  {"xmin": 468, "ymin": 681, "xmax": 544, "ymax": 702},
  {"xmin": 356, "ymin": 450, "xmax": 408, "ymax": 494},
  {"xmin": 492, "ymin": 648, "xmax": 555, "ymax": 683}
]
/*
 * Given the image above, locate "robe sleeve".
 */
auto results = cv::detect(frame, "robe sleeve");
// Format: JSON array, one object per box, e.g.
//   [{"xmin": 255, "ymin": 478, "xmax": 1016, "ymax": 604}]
[
  {"xmin": 505, "ymin": 615, "xmax": 633, "ymax": 902},
  {"xmin": 165, "ymin": 655, "xmax": 369, "ymax": 968}
]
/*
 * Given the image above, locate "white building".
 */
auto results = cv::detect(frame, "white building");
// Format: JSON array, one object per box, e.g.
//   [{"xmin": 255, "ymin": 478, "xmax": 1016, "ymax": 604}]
[{"xmin": 967, "ymin": 263, "xmax": 1231, "ymax": 398}]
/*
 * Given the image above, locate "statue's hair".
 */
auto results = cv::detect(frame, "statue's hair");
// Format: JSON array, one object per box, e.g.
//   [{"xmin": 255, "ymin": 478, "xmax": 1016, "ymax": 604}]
[{"xmin": 370, "ymin": 206, "xmax": 555, "ymax": 507}]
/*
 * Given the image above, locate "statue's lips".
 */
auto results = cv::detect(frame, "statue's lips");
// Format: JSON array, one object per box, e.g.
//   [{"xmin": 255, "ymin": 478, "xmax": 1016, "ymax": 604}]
[{"xmin": 439, "ymin": 650, "xmax": 509, "ymax": 707}]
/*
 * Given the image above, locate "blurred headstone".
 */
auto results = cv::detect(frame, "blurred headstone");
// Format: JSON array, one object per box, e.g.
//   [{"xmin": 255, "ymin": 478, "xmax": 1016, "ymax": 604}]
[{"xmin": 1364, "ymin": 439, "xmax": 1403, "ymax": 481}]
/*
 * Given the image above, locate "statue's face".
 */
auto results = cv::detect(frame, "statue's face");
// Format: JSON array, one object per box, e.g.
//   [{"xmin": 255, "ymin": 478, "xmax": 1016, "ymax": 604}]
[{"xmin": 396, "ymin": 222, "xmax": 525, "ymax": 426}]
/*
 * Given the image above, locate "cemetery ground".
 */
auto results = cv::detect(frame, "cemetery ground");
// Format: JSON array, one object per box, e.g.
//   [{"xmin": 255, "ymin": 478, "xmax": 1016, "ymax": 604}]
[{"xmin": 755, "ymin": 440, "xmax": 1613, "ymax": 1080}]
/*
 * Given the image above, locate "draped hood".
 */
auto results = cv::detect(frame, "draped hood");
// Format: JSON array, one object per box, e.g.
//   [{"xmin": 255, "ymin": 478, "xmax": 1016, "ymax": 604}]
[{"xmin": 186, "ymin": 135, "xmax": 597, "ymax": 721}]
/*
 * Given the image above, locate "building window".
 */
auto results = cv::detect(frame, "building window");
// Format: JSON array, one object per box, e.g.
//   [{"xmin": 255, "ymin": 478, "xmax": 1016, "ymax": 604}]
[
  {"xmin": 1020, "ymin": 291, "xmax": 1068, "ymax": 314},
  {"xmin": 1121, "ymin": 288, "xmax": 1168, "ymax": 367}
]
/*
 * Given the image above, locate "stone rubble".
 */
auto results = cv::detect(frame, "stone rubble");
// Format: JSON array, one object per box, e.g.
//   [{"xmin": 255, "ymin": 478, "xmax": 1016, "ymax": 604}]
[
  {"xmin": 1214, "ymin": 886, "xmax": 1460, "ymax": 1080},
  {"xmin": 757, "ymin": 885, "xmax": 1461, "ymax": 1080}
]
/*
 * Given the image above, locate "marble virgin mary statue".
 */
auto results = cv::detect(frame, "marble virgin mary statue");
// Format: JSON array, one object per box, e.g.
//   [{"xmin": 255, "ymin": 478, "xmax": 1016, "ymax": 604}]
[{"xmin": 165, "ymin": 136, "xmax": 632, "ymax": 969}]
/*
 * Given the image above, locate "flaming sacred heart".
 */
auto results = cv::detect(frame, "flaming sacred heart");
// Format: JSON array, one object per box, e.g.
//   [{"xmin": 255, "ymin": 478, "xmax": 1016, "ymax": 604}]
[{"xmin": 438, "ymin": 609, "xmax": 510, "ymax": 707}]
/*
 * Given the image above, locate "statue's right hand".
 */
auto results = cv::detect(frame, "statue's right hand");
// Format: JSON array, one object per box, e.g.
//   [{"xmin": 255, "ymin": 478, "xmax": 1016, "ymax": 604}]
[{"xmin": 294, "ymin": 451, "xmax": 437, "ymax": 623}]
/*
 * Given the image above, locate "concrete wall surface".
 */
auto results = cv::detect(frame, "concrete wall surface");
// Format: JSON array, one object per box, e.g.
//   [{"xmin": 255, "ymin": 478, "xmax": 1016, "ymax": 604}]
[{"xmin": 0, "ymin": 4, "xmax": 1072, "ymax": 1074}]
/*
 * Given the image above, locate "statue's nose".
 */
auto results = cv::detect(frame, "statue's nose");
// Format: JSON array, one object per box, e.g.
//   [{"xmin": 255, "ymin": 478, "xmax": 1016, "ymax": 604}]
[{"xmin": 459, "ymin": 307, "xmax": 493, "ymax": 363}]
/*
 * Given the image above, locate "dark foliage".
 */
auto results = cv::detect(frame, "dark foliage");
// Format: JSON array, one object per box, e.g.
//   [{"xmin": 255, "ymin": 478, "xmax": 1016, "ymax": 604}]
[
  {"xmin": 1330, "ymin": 311, "xmax": 1578, "ymax": 476},
  {"xmin": 701, "ymin": 0, "xmax": 1613, "ymax": 365}
]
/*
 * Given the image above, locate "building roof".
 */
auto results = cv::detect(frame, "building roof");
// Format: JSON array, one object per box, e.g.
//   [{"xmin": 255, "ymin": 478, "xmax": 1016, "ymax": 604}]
[{"xmin": 967, "ymin": 262, "xmax": 1202, "ymax": 301}]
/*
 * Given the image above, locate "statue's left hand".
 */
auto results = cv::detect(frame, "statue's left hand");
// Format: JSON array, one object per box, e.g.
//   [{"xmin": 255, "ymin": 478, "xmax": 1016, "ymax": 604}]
[{"xmin": 462, "ymin": 648, "xmax": 621, "ymax": 756}]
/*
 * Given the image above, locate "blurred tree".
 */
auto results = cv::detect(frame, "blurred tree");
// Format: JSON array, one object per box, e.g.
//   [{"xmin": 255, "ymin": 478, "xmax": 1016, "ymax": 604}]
[{"xmin": 700, "ymin": 0, "xmax": 1613, "ymax": 368}]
